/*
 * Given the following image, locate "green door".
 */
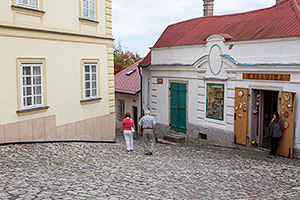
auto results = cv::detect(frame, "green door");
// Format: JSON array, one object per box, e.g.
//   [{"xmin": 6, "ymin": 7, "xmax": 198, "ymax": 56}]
[{"xmin": 170, "ymin": 82, "xmax": 186, "ymax": 133}]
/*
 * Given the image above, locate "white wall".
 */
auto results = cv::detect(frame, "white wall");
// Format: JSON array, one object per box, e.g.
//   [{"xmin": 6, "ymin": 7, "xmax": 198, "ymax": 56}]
[{"xmin": 151, "ymin": 37, "xmax": 300, "ymax": 66}]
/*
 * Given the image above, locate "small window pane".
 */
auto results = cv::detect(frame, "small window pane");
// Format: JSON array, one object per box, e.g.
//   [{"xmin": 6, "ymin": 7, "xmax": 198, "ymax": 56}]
[
  {"xmin": 34, "ymin": 96, "xmax": 42, "ymax": 104},
  {"xmin": 26, "ymin": 87, "xmax": 32, "ymax": 95},
  {"xmin": 23, "ymin": 67, "xmax": 31, "ymax": 75},
  {"xmin": 26, "ymin": 77, "xmax": 31, "ymax": 85},
  {"xmin": 92, "ymin": 81, "xmax": 97, "ymax": 89},
  {"xmin": 91, "ymin": 65, "xmax": 96, "ymax": 72},
  {"xmin": 26, "ymin": 97, "xmax": 32, "ymax": 106},
  {"xmin": 31, "ymin": 0, "xmax": 38, "ymax": 6},
  {"xmin": 85, "ymin": 74, "xmax": 90, "ymax": 81},
  {"xmin": 83, "ymin": 9, "xmax": 88, "ymax": 17},
  {"xmin": 92, "ymin": 89, "xmax": 97, "ymax": 96},
  {"xmin": 33, "ymin": 76, "xmax": 41, "ymax": 85},
  {"xmin": 85, "ymin": 82, "xmax": 90, "ymax": 89},
  {"xmin": 85, "ymin": 66, "xmax": 90, "ymax": 73},
  {"xmin": 92, "ymin": 74, "xmax": 96, "ymax": 80},
  {"xmin": 90, "ymin": 11, "xmax": 95, "ymax": 19},
  {"xmin": 33, "ymin": 86, "xmax": 41, "ymax": 95},
  {"xmin": 33, "ymin": 66, "xmax": 41, "ymax": 75},
  {"xmin": 85, "ymin": 90, "xmax": 90, "ymax": 97}
]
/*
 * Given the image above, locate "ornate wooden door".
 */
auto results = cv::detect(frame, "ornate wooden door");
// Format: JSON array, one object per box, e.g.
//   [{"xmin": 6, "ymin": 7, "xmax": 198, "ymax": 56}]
[
  {"xmin": 234, "ymin": 88, "xmax": 248, "ymax": 145},
  {"xmin": 278, "ymin": 92, "xmax": 296, "ymax": 158}
]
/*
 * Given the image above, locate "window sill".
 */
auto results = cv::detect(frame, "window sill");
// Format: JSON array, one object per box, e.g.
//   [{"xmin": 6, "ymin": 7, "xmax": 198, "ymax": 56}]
[
  {"xmin": 16, "ymin": 106, "xmax": 49, "ymax": 114},
  {"xmin": 11, "ymin": 5, "xmax": 46, "ymax": 15},
  {"xmin": 79, "ymin": 18, "xmax": 99, "ymax": 25},
  {"xmin": 80, "ymin": 97, "xmax": 102, "ymax": 104}
]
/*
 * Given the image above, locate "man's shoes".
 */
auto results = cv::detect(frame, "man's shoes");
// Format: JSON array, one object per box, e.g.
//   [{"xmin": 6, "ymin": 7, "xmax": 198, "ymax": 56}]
[
  {"xmin": 144, "ymin": 152, "xmax": 153, "ymax": 156},
  {"xmin": 130, "ymin": 150, "xmax": 133, "ymax": 152}
]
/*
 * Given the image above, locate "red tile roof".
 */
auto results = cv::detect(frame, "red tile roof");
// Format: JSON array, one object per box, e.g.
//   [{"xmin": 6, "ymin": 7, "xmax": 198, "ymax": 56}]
[
  {"xmin": 153, "ymin": 0, "xmax": 300, "ymax": 48},
  {"xmin": 115, "ymin": 60, "xmax": 142, "ymax": 95},
  {"xmin": 139, "ymin": 52, "xmax": 151, "ymax": 67}
]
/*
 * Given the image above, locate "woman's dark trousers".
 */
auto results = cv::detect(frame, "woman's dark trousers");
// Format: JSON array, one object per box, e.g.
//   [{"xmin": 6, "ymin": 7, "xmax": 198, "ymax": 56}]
[{"xmin": 270, "ymin": 137, "xmax": 281, "ymax": 156}]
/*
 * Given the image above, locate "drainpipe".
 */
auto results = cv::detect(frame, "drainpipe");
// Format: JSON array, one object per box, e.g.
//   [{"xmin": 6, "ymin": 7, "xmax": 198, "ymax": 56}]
[{"xmin": 137, "ymin": 64, "xmax": 143, "ymax": 118}]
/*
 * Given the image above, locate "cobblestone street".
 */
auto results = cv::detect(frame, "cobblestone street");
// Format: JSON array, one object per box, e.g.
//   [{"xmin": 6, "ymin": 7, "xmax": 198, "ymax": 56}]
[{"xmin": 0, "ymin": 133, "xmax": 300, "ymax": 199}]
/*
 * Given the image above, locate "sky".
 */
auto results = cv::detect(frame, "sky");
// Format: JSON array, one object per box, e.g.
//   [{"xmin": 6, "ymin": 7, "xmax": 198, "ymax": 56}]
[{"xmin": 112, "ymin": 0, "xmax": 276, "ymax": 57}]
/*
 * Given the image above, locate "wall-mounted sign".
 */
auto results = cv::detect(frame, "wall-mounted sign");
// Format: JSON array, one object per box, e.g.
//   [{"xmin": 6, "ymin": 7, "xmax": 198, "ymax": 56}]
[
  {"xmin": 243, "ymin": 73, "xmax": 290, "ymax": 81},
  {"xmin": 157, "ymin": 78, "xmax": 163, "ymax": 84}
]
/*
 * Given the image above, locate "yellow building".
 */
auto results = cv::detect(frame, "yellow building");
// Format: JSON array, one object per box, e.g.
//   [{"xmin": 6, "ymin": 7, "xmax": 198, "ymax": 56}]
[{"xmin": 0, "ymin": 0, "xmax": 115, "ymax": 143}]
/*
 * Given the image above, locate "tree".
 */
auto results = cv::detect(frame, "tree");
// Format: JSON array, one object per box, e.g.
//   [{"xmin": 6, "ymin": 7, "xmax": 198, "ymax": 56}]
[{"xmin": 114, "ymin": 40, "xmax": 141, "ymax": 74}]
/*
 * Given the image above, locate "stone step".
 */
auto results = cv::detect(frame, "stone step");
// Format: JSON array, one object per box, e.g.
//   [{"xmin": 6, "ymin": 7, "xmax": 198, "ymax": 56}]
[{"xmin": 163, "ymin": 132, "xmax": 186, "ymax": 143}]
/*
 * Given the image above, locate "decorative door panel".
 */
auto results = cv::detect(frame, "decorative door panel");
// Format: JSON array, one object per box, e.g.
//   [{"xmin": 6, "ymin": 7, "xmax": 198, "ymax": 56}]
[
  {"xmin": 278, "ymin": 92, "xmax": 296, "ymax": 159},
  {"xmin": 234, "ymin": 88, "xmax": 248, "ymax": 145}
]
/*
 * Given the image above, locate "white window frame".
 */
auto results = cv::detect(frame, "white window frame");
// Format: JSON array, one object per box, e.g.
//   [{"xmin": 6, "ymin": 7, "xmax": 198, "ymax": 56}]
[
  {"xmin": 83, "ymin": 62, "xmax": 98, "ymax": 100},
  {"xmin": 20, "ymin": 62, "xmax": 43, "ymax": 110},
  {"xmin": 17, "ymin": 0, "xmax": 40, "ymax": 10},
  {"xmin": 82, "ymin": 0, "xmax": 96, "ymax": 20}
]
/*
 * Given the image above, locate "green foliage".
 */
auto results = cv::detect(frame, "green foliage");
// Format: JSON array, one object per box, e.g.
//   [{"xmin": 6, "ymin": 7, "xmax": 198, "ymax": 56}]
[{"xmin": 114, "ymin": 40, "xmax": 141, "ymax": 74}]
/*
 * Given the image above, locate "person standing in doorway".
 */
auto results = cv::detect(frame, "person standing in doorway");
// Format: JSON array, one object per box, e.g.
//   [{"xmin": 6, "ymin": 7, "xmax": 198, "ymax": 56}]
[
  {"xmin": 268, "ymin": 112, "xmax": 285, "ymax": 158},
  {"xmin": 138, "ymin": 109, "xmax": 157, "ymax": 155},
  {"xmin": 122, "ymin": 112, "xmax": 135, "ymax": 152}
]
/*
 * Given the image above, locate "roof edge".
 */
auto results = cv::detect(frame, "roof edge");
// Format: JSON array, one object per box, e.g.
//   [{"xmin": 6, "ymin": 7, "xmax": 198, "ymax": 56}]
[{"xmin": 291, "ymin": 0, "xmax": 300, "ymax": 23}]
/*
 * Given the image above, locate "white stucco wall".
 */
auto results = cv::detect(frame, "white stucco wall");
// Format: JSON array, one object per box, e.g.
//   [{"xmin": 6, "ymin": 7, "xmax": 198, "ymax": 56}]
[{"xmin": 151, "ymin": 37, "xmax": 300, "ymax": 66}]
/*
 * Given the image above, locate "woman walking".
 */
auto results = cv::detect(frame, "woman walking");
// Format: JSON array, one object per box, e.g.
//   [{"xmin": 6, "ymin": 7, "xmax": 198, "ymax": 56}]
[
  {"xmin": 122, "ymin": 112, "xmax": 135, "ymax": 152},
  {"xmin": 268, "ymin": 112, "xmax": 285, "ymax": 158}
]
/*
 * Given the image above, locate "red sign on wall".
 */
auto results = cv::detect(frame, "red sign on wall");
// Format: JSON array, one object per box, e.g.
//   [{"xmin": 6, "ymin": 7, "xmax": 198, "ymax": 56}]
[{"xmin": 157, "ymin": 78, "xmax": 163, "ymax": 84}]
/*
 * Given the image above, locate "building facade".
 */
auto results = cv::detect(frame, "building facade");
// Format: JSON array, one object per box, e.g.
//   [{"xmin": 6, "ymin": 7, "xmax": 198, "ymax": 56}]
[
  {"xmin": 0, "ymin": 0, "xmax": 115, "ymax": 143},
  {"xmin": 141, "ymin": 0, "xmax": 300, "ymax": 158},
  {"xmin": 115, "ymin": 61, "xmax": 142, "ymax": 131}
]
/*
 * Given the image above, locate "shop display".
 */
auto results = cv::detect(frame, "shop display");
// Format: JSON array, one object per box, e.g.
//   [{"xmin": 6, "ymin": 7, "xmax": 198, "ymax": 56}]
[{"xmin": 207, "ymin": 84, "xmax": 224, "ymax": 120}]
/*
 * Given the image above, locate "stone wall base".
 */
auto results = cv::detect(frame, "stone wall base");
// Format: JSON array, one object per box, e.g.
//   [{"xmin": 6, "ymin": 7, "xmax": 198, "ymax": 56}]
[
  {"xmin": 0, "ymin": 113, "xmax": 115, "ymax": 144},
  {"xmin": 188, "ymin": 123, "xmax": 234, "ymax": 147}
]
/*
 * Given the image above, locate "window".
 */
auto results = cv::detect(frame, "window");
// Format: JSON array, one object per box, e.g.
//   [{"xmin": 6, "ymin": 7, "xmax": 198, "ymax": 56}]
[
  {"xmin": 206, "ymin": 83, "xmax": 224, "ymax": 121},
  {"xmin": 20, "ymin": 63, "xmax": 43, "ymax": 109},
  {"xmin": 119, "ymin": 100, "xmax": 124, "ymax": 119},
  {"xmin": 83, "ymin": 62, "xmax": 98, "ymax": 99},
  {"xmin": 82, "ymin": 0, "xmax": 95, "ymax": 20},
  {"xmin": 17, "ymin": 0, "xmax": 39, "ymax": 9}
]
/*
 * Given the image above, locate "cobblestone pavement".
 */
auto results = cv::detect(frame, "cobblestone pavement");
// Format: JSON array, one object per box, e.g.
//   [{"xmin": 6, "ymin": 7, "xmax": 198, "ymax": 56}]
[{"xmin": 0, "ymin": 133, "xmax": 300, "ymax": 200}]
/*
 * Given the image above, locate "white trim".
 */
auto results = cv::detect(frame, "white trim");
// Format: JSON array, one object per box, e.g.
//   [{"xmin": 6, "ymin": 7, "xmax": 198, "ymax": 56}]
[
  {"xmin": 20, "ymin": 62, "xmax": 43, "ymax": 110},
  {"xmin": 83, "ymin": 62, "xmax": 98, "ymax": 100}
]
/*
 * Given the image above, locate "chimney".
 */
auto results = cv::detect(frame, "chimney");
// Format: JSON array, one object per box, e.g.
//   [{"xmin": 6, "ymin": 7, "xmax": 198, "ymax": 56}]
[
  {"xmin": 203, "ymin": 0, "xmax": 214, "ymax": 16},
  {"xmin": 276, "ymin": 0, "xmax": 283, "ymax": 3}
]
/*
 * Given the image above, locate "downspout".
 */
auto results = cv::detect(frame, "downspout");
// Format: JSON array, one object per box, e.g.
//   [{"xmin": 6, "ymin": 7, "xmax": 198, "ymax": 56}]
[{"xmin": 138, "ymin": 64, "xmax": 143, "ymax": 118}]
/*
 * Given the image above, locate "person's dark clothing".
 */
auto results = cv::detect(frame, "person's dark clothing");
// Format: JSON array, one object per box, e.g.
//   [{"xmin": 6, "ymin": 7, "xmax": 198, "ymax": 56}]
[
  {"xmin": 270, "ymin": 137, "xmax": 281, "ymax": 156},
  {"xmin": 269, "ymin": 119, "xmax": 285, "ymax": 156}
]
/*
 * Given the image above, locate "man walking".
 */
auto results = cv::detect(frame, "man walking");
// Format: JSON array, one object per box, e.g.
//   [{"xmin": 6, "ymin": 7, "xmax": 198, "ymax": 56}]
[{"xmin": 138, "ymin": 109, "xmax": 157, "ymax": 155}]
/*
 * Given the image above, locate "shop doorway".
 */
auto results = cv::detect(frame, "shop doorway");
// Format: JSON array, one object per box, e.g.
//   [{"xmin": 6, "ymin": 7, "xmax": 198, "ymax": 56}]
[{"xmin": 251, "ymin": 90, "xmax": 278, "ymax": 148}]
